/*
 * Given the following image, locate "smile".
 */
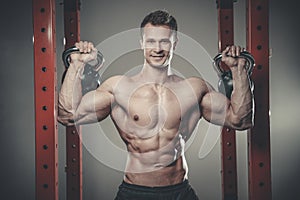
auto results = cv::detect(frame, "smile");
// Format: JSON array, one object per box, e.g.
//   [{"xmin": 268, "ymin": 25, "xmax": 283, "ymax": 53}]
[{"xmin": 151, "ymin": 55, "xmax": 165, "ymax": 58}]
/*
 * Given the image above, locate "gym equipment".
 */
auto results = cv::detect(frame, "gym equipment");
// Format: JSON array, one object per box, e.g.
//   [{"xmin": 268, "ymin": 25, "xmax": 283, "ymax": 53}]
[
  {"xmin": 213, "ymin": 51, "xmax": 255, "ymax": 98},
  {"xmin": 62, "ymin": 46, "xmax": 104, "ymax": 69},
  {"xmin": 62, "ymin": 46, "xmax": 104, "ymax": 95}
]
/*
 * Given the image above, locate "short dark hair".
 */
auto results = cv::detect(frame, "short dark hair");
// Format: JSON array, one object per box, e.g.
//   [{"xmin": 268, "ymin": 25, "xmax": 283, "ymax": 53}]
[{"xmin": 140, "ymin": 10, "xmax": 178, "ymax": 37}]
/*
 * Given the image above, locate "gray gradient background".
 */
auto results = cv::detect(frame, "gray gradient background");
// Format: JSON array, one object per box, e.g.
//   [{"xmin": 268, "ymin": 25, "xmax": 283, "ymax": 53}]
[{"xmin": 1, "ymin": 0, "xmax": 300, "ymax": 199}]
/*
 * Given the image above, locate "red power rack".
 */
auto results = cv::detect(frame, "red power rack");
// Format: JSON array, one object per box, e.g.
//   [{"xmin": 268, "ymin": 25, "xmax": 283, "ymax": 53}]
[
  {"xmin": 33, "ymin": 0, "xmax": 58, "ymax": 199},
  {"xmin": 217, "ymin": 1, "xmax": 238, "ymax": 200},
  {"xmin": 246, "ymin": 0, "xmax": 272, "ymax": 199},
  {"xmin": 63, "ymin": 0, "xmax": 83, "ymax": 200}
]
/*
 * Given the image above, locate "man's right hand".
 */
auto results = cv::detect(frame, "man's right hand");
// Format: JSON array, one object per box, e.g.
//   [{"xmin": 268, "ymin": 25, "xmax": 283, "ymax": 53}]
[{"xmin": 70, "ymin": 41, "xmax": 98, "ymax": 64}]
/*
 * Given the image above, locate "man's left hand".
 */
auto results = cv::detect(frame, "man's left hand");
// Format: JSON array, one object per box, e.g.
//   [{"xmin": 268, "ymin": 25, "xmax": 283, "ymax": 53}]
[{"xmin": 221, "ymin": 45, "xmax": 247, "ymax": 68}]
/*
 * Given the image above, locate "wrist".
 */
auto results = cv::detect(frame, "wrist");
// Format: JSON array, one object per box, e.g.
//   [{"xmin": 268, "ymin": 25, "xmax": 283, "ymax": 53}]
[
  {"xmin": 68, "ymin": 60, "xmax": 85, "ymax": 77},
  {"xmin": 89, "ymin": 51, "xmax": 104, "ymax": 72},
  {"xmin": 230, "ymin": 65, "xmax": 249, "ymax": 81}
]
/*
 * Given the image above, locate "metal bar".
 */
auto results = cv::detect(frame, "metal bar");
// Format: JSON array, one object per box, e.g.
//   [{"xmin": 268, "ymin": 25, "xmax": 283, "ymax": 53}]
[
  {"xmin": 32, "ymin": 0, "xmax": 58, "ymax": 199},
  {"xmin": 246, "ymin": 0, "xmax": 272, "ymax": 199},
  {"xmin": 63, "ymin": 1, "xmax": 82, "ymax": 200},
  {"xmin": 217, "ymin": 1, "xmax": 238, "ymax": 200}
]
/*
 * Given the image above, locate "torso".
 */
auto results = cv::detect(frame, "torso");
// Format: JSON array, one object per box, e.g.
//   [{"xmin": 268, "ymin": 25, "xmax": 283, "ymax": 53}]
[{"xmin": 109, "ymin": 74, "xmax": 206, "ymax": 186}]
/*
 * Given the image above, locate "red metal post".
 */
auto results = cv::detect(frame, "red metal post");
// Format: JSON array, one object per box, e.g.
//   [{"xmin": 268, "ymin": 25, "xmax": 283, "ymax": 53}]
[
  {"xmin": 217, "ymin": 1, "xmax": 238, "ymax": 200},
  {"xmin": 33, "ymin": 0, "xmax": 58, "ymax": 199},
  {"xmin": 246, "ymin": 0, "xmax": 272, "ymax": 199},
  {"xmin": 63, "ymin": 1, "xmax": 82, "ymax": 200}
]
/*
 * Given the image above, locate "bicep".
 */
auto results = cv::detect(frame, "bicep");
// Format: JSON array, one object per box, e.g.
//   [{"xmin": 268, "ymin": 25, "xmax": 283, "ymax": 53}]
[
  {"xmin": 74, "ymin": 88, "xmax": 114, "ymax": 124},
  {"xmin": 201, "ymin": 91, "xmax": 230, "ymax": 127}
]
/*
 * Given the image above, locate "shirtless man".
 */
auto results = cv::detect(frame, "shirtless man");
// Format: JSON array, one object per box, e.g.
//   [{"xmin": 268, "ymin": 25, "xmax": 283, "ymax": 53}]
[{"xmin": 58, "ymin": 10, "xmax": 253, "ymax": 200}]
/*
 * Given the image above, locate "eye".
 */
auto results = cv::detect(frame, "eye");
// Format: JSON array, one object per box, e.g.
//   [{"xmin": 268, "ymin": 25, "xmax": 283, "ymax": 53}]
[
  {"xmin": 146, "ymin": 39, "xmax": 155, "ymax": 44},
  {"xmin": 161, "ymin": 39, "xmax": 170, "ymax": 44}
]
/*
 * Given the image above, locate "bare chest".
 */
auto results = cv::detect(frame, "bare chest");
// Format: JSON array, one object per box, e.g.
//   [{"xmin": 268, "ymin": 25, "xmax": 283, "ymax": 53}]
[
  {"xmin": 112, "ymin": 82, "xmax": 199, "ymax": 138},
  {"xmin": 128, "ymin": 84, "xmax": 181, "ymax": 130}
]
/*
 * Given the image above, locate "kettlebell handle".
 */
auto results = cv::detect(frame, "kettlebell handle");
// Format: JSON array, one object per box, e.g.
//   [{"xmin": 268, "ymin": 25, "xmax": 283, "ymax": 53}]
[
  {"xmin": 212, "ymin": 51, "xmax": 255, "ymax": 77},
  {"xmin": 62, "ymin": 46, "xmax": 104, "ymax": 70}
]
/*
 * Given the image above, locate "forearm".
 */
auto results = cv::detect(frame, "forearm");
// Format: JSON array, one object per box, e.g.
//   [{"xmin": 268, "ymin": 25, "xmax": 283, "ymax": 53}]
[
  {"xmin": 228, "ymin": 64, "xmax": 254, "ymax": 129},
  {"xmin": 58, "ymin": 61, "xmax": 85, "ymax": 124}
]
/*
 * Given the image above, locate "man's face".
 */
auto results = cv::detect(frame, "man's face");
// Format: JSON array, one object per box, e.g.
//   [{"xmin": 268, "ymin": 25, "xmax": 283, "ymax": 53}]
[{"xmin": 141, "ymin": 23, "xmax": 177, "ymax": 69}]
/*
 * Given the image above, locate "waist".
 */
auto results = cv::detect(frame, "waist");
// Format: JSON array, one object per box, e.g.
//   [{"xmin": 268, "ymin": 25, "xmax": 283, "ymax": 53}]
[
  {"xmin": 120, "ymin": 179, "xmax": 190, "ymax": 193},
  {"xmin": 124, "ymin": 156, "xmax": 187, "ymax": 186}
]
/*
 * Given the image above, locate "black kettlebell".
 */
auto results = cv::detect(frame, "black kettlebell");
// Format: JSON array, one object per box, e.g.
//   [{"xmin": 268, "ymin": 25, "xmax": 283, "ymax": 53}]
[
  {"xmin": 213, "ymin": 51, "xmax": 255, "ymax": 99},
  {"xmin": 62, "ymin": 46, "xmax": 103, "ymax": 95},
  {"xmin": 218, "ymin": 70, "xmax": 233, "ymax": 99},
  {"xmin": 81, "ymin": 63, "xmax": 101, "ymax": 95}
]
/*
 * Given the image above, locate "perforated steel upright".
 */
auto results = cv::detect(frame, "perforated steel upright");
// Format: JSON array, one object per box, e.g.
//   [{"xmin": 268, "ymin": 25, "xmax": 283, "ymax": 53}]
[
  {"xmin": 63, "ymin": 0, "xmax": 82, "ymax": 200},
  {"xmin": 33, "ymin": 0, "xmax": 58, "ymax": 199},
  {"xmin": 216, "ymin": 1, "xmax": 238, "ymax": 200},
  {"xmin": 246, "ymin": 0, "xmax": 272, "ymax": 199}
]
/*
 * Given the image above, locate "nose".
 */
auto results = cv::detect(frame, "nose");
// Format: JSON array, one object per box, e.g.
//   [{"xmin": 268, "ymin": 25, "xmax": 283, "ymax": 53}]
[{"xmin": 153, "ymin": 41, "xmax": 162, "ymax": 53}]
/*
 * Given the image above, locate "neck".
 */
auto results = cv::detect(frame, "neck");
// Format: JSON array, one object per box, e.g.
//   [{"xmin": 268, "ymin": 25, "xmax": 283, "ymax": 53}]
[{"xmin": 141, "ymin": 62, "xmax": 169, "ymax": 84}]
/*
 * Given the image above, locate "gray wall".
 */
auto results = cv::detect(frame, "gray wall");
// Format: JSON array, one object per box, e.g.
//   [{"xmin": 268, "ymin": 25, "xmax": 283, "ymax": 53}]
[{"xmin": 1, "ymin": 0, "xmax": 299, "ymax": 199}]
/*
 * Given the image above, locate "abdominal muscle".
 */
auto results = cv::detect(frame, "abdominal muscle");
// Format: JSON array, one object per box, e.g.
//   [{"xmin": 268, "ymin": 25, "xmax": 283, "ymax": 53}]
[{"xmin": 117, "ymin": 125, "xmax": 188, "ymax": 187}]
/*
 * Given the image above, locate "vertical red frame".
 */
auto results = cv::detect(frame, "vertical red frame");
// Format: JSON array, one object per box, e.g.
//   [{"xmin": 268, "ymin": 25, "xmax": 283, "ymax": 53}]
[
  {"xmin": 63, "ymin": 0, "xmax": 82, "ymax": 200},
  {"xmin": 33, "ymin": 0, "xmax": 58, "ymax": 199},
  {"xmin": 217, "ymin": 1, "xmax": 238, "ymax": 199},
  {"xmin": 246, "ymin": 0, "xmax": 272, "ymax": 199}
]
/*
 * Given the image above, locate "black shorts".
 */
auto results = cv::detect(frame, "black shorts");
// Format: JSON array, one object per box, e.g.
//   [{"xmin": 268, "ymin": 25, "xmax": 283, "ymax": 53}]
[{"xmin": 114, "ymin": 180, "xmax": 199, "ymax": 200}]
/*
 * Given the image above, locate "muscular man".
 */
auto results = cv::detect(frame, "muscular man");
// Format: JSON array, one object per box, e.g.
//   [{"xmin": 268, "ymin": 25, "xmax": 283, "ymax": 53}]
[{"xmin": 58, "ymin": 10, "xmax": 253, "ymax": 200}]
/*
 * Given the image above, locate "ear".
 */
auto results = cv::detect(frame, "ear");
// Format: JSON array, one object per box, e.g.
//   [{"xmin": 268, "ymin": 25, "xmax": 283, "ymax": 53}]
[
  {"xmin": 173, "ymin": 37, "xmax": 178, "ymax": 50},
  {"xmin": 140, "ymin": 39, "xmax": 144, "ymax": 50}
]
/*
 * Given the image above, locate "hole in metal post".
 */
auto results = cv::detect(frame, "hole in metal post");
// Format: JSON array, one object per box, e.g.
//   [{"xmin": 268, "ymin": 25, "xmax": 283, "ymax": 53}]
[
  {"xmin": 42, "ymin": 86, "xmax": 47, "ymax": 91},
  {"xmin": 257, "ymin": 45, "xmax": 262, "ymax": 50},
  {"xmin": 259, "ymin": 162, "xmax": 264, "ymax": 167},
  {"xmin": 257, "ymin": 5, "xmax": 262, "ymax": 11},
  {"xmin": 257, "ymin": 65, "xmax": 263, "ymax": 70},
  {"xmin": 257, "ymin": 25, "xmax": 262, "ymax": 31},
  {"xmin": 259, "ymin": 182, "xmax": 265, "ymax": 187}
]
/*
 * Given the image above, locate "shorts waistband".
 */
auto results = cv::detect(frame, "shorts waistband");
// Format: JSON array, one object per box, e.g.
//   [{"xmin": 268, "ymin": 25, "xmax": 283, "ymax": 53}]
[{"xmin": 120, "ymin": 179, "xmax": 189, "ymax": 193}]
